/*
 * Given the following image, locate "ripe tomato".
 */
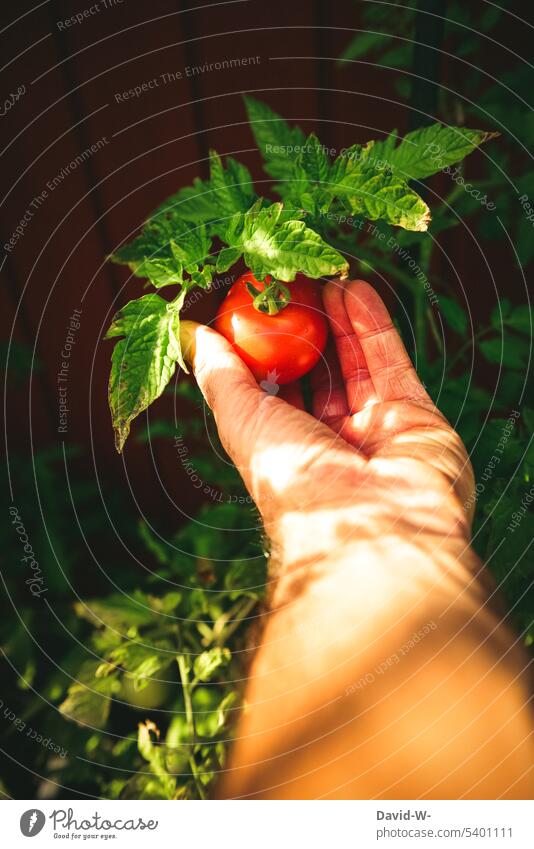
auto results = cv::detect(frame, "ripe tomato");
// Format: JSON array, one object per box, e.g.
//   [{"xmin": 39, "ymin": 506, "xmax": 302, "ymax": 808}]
[{"xmin": 214, "ymin": 272, "xmax": 328, "ymax": 385}]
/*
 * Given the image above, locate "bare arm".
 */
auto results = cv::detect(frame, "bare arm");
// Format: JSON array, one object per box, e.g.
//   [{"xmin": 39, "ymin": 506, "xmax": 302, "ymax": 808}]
[{"xmin": 182, "ymin": 280, "xmax": 533, "ymax": 799}]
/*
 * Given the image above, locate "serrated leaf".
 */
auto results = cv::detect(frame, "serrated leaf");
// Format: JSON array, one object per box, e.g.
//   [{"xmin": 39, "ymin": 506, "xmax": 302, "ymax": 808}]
[
  {"xmin": 74, "ymin": 590, "xmax": 160, "ymax": 630},
  {"xmin": 208, "ymin": 150, "xmax": 256, "ymax": 219},
  {"xmin": 112, "ymin": 215, "xmax": 213, "ymax": 290},
  {"xmin": 108, "ymin": 640, "xmax": 174, "ymax": 687},
  {"xmin": 244, "ymin": 95, "xmax": 306, "ymax": 181},
  {"xmin": 155, "ymin": 178, "xmax": 216, "ymax": 224},
  {"xmin": 216, "ymin": 246, "xmax": 241, "ymax": 273},
  {"xmin": 298, "ymin": 134, "xmax": 330, "ymax": 184},
  {"xmin": 193, "ymin": 647, "xmax": 231, "ymax": 682},
  {"xmin": 105, "ymin": 293, "xmax": 187, "ymax": 451},
  {"xmin": 59, "ymin": 661, "xmax": 119, "ymax": 729},
  {"xmin": 371, "ymin": 124, "xmax": 498, "ymax": 181},
  {"xmin": 170, "ymin": 224, "xmax": 211, "ymax": 268},
  {"xmin": 329, "ymin": 142, "xmax": 375, "ymax": 185},
  {"xmin": 327, "ymin": 167, "xmax": 430, "ymax": 231},
  {"xmin": 112, "ymin": 222, "xmax": 184, "ymax": 289},
  {"xmin": 223, "ymin": 202, "xmax": 348, "ymax": 280}
]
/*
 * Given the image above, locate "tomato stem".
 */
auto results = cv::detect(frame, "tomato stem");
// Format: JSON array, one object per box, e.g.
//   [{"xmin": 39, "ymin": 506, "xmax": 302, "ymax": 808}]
[{"xmin": 245, "ymin": 279, "xmax": 291, "ymax": 315}]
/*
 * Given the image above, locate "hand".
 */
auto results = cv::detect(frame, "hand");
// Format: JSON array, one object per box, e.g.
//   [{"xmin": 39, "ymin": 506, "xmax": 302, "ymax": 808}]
[{"xmin": 182, "ymin": 279, "xmax": 474, "ymax": 568}]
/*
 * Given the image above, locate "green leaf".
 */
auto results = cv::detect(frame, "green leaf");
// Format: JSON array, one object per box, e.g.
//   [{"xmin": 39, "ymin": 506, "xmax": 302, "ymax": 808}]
[
  {"xmin": 105, "ymin": 293, "xmax": 187, "ymax": 451},
  {"xmin": 208, "ymin": 150, "xmax": 256, "ymax": 219},
  {"xmin": 112, "ymin": 224, "xmax": 183, "ymax": 290},
  {"xmin": 338, "ymin": 31, "xmax": 387, "ymax": 63},
  {"xmin": 222, "ymin": 202, "xmax": 349, "ymax": 280},
  {"xmin": 298, "ymin": 133, "xmax": 330, "ymax": 184},
  {"xmin": 193, "ymin": 647, "xmax": 231, "ymax": 682},
  {"xmin": 59, "ymin": 661, "xmax": 119, "ymax": 729},
  {"xmin": 328, "ymin": 146, "xmax": 361, "ymax": 183},
  {"xmin": 490, "ymin": 298, "xmax": 512, "ymax": 329},
  {"xmin": 480, "ymin": 336, "xmax": 530, "ymax": 369},
  {"xmin": 112, "ymin": 214, "xmax": 213, "ymax": 290},
  {"xmin": 155, "ymin": 178, "xmax": 216, "ymax": 224},
  {"xmin": 170, "ymin": 224, "xmax": 211, "ymax": 268},
  {"xmin": 74, "ymin": 590, "xmax": 160, "ymax": 630},
  {"xmin": 243, "ymin": 95, "xmax": 306, "ymax": 181},
  {"xmin": 327, "ymin": 165, "xmax": 430, "ymax": 231},
  {"xmin": 438, "ymin": 295, "xmax": 468, "ymax": 334},
  {"xmin": 215, "ymin": 246, "xmax": 241, "ymax": 273},
  {"xmin": 136, "ymin": 720, "xmax": 176, "ymax": 798},
  {"xmin": 506, "ymin": 305, "xmax": 532, "ymax": 335},
  {"xmin": 107, "ymin": 640, "xmax": 174, "ymax": 687},
  {"xmin": 371, "ymin": 124, "xmax": 498, "ymax": 181}
]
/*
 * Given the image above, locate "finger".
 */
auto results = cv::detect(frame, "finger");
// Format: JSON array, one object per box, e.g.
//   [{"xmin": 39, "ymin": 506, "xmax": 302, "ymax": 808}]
[
  {"xmin": 180, "ymin": 320, "xmax": 263, "ymax": 469},
  {"xmin": 278, "ymin": 381, "xmax": 305, "ymax": 410},
  {"xmin": 322, "ymin": 279, "xmax": 378, "ymax": 411},
  {"xmin": 310, "ymin": 344, "xmax": 349, "ymax": 429},
  {"xmin": 343, "ymin": 280, "xmax": 430, "ymax": 403}
]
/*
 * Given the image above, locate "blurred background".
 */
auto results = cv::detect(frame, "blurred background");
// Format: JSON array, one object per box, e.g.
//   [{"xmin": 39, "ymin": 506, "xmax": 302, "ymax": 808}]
[{"xmin": 1, "ymin": 0, "xmax": 532, "ymax": 799}]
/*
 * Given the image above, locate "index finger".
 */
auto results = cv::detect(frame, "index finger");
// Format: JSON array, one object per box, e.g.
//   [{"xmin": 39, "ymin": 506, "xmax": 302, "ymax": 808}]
[
  {"xmin": 322, "ymin": 279, "xmax": 378, "ymax": 411},
  {"xmin": 342, "ymin": 280, "xmax": 430, "ymax": 404}
]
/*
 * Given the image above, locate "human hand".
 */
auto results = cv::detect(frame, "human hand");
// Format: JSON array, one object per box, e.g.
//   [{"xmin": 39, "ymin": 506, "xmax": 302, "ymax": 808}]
[{"xmin": 182, "ymin": 279, "xmax": 474, "ymax": 568}]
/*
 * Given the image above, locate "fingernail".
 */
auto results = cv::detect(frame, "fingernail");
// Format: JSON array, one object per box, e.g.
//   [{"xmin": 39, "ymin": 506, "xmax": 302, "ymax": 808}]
[{"xmin": 179, "ymin": 320, "xmax": 199, "ymax": 365}]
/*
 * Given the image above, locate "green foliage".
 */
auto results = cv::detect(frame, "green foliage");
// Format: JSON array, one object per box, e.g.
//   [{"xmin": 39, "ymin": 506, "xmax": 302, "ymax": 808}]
[
  {"xmin": 107, "ymin": 98, "xmax": 490, "ymax": 450},
  {"xmin": 52, "ymin": 387, "xmax": 266, "ymax": 798},
  {"xmin": 243, "ymin": 94, "xmax": 306, "ymax": 180},
  {"xmin": 105, "ymin": 293, "xmax": 187, "ymax": 452},
  {"xmin": 370, "ymin": 124, "xmax": 499, "ymax": 181},
  {"xmin": 327, "ymin": 156, "xmax": 431, "ymax": 230},
  {"xmin": 221, "ymin": 200, "xmax": 348, "ymax": 280}
]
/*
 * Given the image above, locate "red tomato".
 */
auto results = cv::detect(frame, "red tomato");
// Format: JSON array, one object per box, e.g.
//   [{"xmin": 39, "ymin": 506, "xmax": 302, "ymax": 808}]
[{"xmin": 214, "ymin": 272, "xmax": 328, "ymax": 385}]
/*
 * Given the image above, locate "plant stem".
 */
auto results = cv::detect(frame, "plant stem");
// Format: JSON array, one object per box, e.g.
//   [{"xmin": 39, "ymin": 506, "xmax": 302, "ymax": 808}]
[
  {"xmin": 176, "ymin": 653, "xmax": 206, "ymax": 800},
  {"xmin": 217, "ymin": 597, "xmax": 258, "ymax": 646},
  {"xmin": 426, "ymin": 305, "xmax": 444, "ymax": 353}
]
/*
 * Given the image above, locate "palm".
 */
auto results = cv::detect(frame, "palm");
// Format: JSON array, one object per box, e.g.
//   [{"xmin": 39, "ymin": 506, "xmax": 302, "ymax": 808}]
[{"xmin": 282, "ymin": 281, "xmax": 474, "ymax": 518}]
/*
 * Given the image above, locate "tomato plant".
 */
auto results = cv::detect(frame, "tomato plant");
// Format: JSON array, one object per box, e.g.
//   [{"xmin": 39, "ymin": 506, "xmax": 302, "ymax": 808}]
[
  {"xmin": 214, "ymin": 272, "xmax": 328, "ymax": 384},
  {"xmin": 104, "ymin": 96, "xmax": 494, "ymax": 451}
]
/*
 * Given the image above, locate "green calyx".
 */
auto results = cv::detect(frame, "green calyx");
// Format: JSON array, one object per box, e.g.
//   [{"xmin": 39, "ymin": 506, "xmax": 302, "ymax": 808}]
[{"xmin": 245, "ymin": 278, "xmax": 291, "ymax": 315}]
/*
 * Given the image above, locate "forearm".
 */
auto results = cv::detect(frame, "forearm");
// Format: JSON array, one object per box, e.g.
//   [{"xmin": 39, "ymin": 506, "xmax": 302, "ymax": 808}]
[{"xmin": 220, "ymin": 515, "xmax": 533, "ymax": 799}]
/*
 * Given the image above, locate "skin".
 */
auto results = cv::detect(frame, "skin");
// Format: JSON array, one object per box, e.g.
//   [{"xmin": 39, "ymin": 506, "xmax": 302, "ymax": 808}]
[{"xmin": 181, "ymin": 279, "xmax": 533, "ymax": 800}]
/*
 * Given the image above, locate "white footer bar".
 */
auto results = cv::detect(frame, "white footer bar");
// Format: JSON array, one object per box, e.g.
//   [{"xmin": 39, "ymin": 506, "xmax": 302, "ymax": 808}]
[{"xmin": 4, "ymin": 799, "xmax": 532, "ymax": 848}]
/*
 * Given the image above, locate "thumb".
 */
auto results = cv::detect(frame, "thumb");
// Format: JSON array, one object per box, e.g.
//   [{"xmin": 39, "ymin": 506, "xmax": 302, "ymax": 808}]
[{"xmin": 180, "ymin": 320, "xmax": 264, "ymax": 470}]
